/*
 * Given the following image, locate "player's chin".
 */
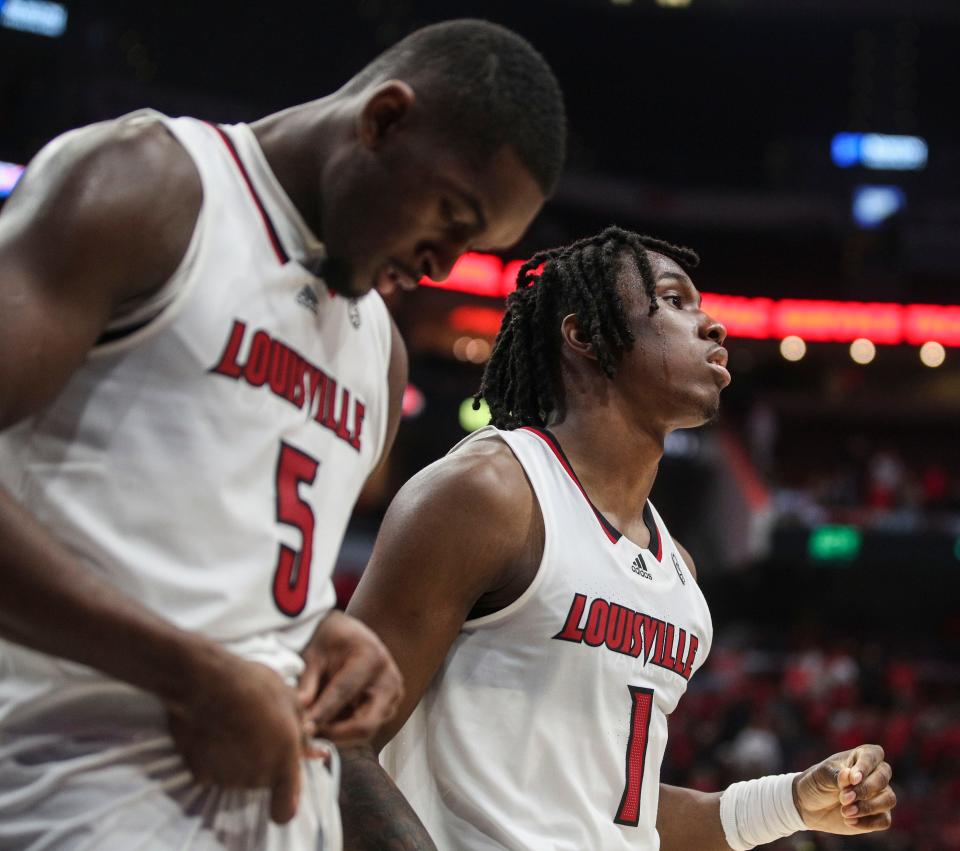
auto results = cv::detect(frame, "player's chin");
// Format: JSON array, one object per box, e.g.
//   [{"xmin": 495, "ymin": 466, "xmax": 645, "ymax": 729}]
[
  {"xmin": 322, "ymin": 256, "xmax": 370, "ymax": 299},
  {"xmin": 701, "ymin": 399, "xmax": 721, "ymax": 425},
  {"xmin": 676, "ymin": 386, "xmax": 721, "ymax": 428}
]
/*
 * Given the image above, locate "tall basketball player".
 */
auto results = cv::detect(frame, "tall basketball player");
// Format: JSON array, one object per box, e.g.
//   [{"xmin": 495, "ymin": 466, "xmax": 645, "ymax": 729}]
[
  {"xmin": 340, "ymin": 228, "xmax": 896, "ymax": 850},
  {"xmin": 0, "ymin": 20, "xmax": 564, "ymax": 850}
]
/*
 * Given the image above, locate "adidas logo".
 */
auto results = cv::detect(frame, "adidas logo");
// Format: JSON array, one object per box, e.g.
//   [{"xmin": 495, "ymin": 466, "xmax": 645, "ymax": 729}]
[
  {"xmin": 296, "ymin": 284, "xmax": 319, "ymax": 315},
  {"xmin": 631, "ymin": 553, "xmax": 653, "ymax": 580}
]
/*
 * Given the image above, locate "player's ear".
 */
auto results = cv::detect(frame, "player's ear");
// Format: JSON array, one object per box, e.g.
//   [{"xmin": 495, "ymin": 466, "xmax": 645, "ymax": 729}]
[
  {"xmin": 358, "ymin": 81, "xmax": 416, "ymax": 150},
  {"xmin": 560, "ymin": 314, "xmax": 598, "ymax": 362}
]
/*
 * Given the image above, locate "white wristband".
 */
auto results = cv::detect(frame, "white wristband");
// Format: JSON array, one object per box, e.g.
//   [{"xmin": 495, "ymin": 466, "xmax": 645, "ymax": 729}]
[{"xmin": 719, "ymin": 772, "xmax": 807, "ymax": 850}]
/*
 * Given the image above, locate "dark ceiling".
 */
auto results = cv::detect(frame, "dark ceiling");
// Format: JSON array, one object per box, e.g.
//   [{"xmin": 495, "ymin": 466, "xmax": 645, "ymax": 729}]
[{"xmin": 2, "ymin": 1, "xmax": 958, "ymax": 301}]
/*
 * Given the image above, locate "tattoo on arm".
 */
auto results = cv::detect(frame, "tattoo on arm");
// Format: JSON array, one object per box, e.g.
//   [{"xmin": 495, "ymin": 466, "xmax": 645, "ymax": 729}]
[{"xmin": 339, "ymin": 746, "xmax": 438, "ymax": 851}]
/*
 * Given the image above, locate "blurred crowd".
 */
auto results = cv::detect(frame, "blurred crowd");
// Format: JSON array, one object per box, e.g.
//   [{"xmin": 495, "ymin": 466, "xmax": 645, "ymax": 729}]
[
  {"xmin": 744, "ymin": 403, "xmax": 960, "ymax": 533},
  {"xmin": 665, "ymin": 628, "xmax": 960, "ymax": 850},
  {"xmin": 773, "ymin": 448, "xmax": 960, "ymax": 534}
]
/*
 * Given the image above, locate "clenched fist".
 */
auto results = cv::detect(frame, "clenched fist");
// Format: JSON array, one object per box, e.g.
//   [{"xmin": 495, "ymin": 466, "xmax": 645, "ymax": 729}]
[{"xmin": 794, "ymin": 744, "xmax": 896, "ymax": 835}]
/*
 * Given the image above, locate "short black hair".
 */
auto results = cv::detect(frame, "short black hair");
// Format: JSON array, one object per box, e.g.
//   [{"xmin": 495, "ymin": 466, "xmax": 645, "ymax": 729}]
[
  {"xmin": 476, "ymin": 226, "xmax": 699, "ymax": 429},
  {"xmin": 346, "ymin": 19, "xmax": 566, "ymax": 196}
]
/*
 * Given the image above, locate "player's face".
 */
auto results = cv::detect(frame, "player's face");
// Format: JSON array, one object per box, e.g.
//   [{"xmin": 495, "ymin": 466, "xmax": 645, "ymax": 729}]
[
  {"xmin": 617, "ymin": 252, "xmax": 729, "ymax": 429},
  {"xmin": 320, "ymin": 133, "xmax": 545, "ymax": 299}
]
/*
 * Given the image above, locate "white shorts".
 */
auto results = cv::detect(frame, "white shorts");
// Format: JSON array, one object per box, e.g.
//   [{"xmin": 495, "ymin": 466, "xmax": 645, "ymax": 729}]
[
  {"xmin": 0, "ymin": 640, "xmax": 341, "ymax": 851},
  {"xmin": 0, "ymin": 726, "xmax": 340, "ymax": 851}
]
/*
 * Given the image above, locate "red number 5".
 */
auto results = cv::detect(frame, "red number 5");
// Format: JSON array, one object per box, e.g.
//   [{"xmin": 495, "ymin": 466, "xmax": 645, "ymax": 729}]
[
  {"xmin": 614, "ymin": 686, "xmax": 654, "ymax": 827},
  {"xmin": 272, "ymin": 441, "xmax": 320, "ymax": 617}
]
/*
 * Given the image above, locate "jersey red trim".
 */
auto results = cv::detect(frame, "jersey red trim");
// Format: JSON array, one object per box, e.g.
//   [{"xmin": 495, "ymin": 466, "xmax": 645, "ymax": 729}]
[
  {"xmin": 520, "ymin": 426, "xmax": 619, "ymax": 544},
  {"xmin": 208, "ymin": 123, "xmax": 289, "ymax": 265},
  {"xmin": 519, "ymin": 426, "xmax": 663, "ymax": 559}
]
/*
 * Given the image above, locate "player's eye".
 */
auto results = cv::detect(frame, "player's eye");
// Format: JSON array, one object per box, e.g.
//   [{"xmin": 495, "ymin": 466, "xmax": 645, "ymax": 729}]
[
  {"xmin": 440, "ymin": 197, "xmax": 473, "ymax": 232},
  {"xmin": 666, "ymin": 294, "xmax": 683, "ymax": 309}
]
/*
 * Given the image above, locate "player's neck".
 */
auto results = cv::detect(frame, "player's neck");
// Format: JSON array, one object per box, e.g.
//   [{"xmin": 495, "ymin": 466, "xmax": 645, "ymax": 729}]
[
  {"xmin": 250, "ymin": 97, "xmax": 345, "ymax": 243},
  {"xmin": 549, "ymin": 405, "xmax": 664, "ymax": 520}
]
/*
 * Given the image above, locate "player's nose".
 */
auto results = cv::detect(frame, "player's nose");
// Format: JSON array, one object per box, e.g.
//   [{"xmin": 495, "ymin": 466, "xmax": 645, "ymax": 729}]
[
  {"xmin": 417, "ymin": 238, "xmax": 469, "ymax": 283},
  {"xmin": 701, "ymin": 312, "xmax": 727, "ymax": 345}
]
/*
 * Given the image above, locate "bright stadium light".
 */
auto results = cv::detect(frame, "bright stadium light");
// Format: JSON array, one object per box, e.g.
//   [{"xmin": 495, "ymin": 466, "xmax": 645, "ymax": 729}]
[
  {"xmin": 849, "ymin": 338, "xmax": 876, "ymax": 365},
  {"xmin": 852, "ymin": 185, "xmax": 905, "ymax": 229},
  {"xmin": 831, "ymin": 133, "xmax": 861, "ymax": 168},
  {"xmin": 0, "ymin": 0, "xmax": 67, "ymax": 37},
  {"xmin": 0, "ymin": 161, "xmax": 25, "ymax": 199},
  {"xmin": 919, "ymin": 341, "xmax": 946, "ymax": 368},
  {"xmin": 862, "ymin": 134, "xmax": 928, "ymax": 170},
  {"xmin": 831, "ymin": 132, "xmax": 928, "ymax": 171},
  {"xmin": 779, "ymin": 336, "xmax": 807, "ymax": 362}
]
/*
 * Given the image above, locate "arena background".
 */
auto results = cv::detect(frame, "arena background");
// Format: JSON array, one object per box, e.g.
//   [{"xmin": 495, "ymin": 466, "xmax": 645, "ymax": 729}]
[{"xmin": 3, "ymin": 2, "xmax": 958, "ymax": 848}]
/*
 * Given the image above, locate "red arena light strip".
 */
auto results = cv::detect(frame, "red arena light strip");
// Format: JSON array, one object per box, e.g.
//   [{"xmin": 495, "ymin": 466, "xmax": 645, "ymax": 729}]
[
  {"xmin": 425, "ymin": 253, "xmax": 506, "ymax": 298},
  {"xmin": 424, "ymin": 253, "xmax": 960, "ymax": 346},
  {"xmin": 772, "ymin": 299, "xmax": 902, "ymax": 344},
  {"xmin": 700, "ymin": 294, "xmax": 772, "ymax": 340},
  {"xmin": 903, "ymin": 305, "xmax": 960, "ymax": 347},
  {"xmin": 448, "ymin": 306, "xmax": 508, "ymax": 336}
]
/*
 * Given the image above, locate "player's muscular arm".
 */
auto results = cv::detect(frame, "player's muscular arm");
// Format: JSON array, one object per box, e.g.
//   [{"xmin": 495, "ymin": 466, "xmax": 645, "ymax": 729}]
[
  {"xmin": 338, "ymin": 441, "xmax": 543, "ymax": 850},
  {"xmin": 0, "ymin": 122, "xmax": 307, "ymax": 822},
  {"xmin": 657, "ymin": 785, "xmax": 728, "ymax": 850},
  {"xmin": 0, "ymin": 117, "xmax": 200, "ymax": 425},
  {"xmin": 0, "ymin": 116, "xmax": 212, "ymax": 682}
]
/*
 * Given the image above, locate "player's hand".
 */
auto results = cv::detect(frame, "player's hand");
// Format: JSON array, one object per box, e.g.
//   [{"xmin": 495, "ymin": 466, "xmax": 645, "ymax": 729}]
[
  {"xmin": 793, "ymin": 744, "xmax": 895, "ymax": 835},
  {"xmin": 166, "ymin": 649, "xmax": 305, "ymax": 825},
  {"xmin": 297, "ymin": 609, "xmax": 403, "ymax": 746}
]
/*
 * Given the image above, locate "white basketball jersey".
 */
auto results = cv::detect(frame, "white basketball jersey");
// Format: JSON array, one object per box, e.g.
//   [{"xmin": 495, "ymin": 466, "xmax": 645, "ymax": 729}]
[
  {"xmin": 0, "ymin": 112, "xmax": 393, "ymax": 722},
  {"xmin": 382, "ymin": 426, "xmax": 714, "ymax": 850}
]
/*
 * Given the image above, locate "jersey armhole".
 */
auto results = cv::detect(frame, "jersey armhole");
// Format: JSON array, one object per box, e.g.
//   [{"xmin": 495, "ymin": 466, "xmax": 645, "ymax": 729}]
[
  {"xmin": 90, "ymin": 114, "xmax": 206, "ymax": 358},
  {"xmin": 461, "ymin": 431, "xmax": 554, "ymax": 630}
]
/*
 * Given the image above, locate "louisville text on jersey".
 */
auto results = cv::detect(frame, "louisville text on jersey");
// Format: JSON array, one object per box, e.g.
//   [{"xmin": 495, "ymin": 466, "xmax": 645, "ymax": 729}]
[
  {"xmin": 210, "ymin": 319, "xmax": 366, "ymax": 451},
  {"xmin": 553, "ymin": 593, "xmax": 700, "ymax": 681}
]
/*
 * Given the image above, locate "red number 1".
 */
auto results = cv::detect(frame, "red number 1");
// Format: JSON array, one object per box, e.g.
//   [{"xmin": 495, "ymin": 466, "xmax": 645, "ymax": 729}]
[
  {"xmin": 614, "ymin": 686, "xmax": 655, "ymax": 826},
  {"xmin": 272, "ymin": 441, "xmax": 320, "ymax": 617}
]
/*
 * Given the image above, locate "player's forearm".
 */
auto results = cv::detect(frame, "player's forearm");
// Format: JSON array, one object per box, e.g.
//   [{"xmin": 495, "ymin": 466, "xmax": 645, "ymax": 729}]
[
  {"xmin": 0, "ymin": 485, "xmax": 222, "ymax": 708},
  {"xmin": 340, "ymin": 746, "xmax": 438, "ymax": 851},
  {"xmin": 656, "ymin": 784, "xmax": 729, "ymax": 851}
]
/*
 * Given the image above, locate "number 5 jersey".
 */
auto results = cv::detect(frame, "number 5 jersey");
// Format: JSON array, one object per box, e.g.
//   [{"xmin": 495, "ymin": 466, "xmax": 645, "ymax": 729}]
[
  {"xmin": 0, "ymin": 110, "xmax": 393, "ymax": 725},
  {"xmin": 381, "ymin": 426, "xmax": 714, "ymax": 851}
]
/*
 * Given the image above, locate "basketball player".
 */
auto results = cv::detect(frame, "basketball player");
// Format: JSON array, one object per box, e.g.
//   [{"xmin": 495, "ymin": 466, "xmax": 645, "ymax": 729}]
[
  {"xmin": 339, "ymin": 227, "xmax": 896, "ymax": 849},
  {"xmin": 0, "ymin": 20, "xmax": 564, "ymax": 849}
]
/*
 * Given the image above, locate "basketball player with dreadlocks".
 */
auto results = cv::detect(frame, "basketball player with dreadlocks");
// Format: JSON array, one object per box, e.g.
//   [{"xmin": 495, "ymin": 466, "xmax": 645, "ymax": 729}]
[{"xmin": 337, "ymin": 226, "xmax": 896, "ymax": 849}]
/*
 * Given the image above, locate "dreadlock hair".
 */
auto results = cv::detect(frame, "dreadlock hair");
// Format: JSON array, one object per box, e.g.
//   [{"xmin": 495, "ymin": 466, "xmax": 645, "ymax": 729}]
[
  {"xmin": 475, "ymin": 226, "xmax": 699, "ymax": 430},
  {"xmin": 342, "ymin": 19, "xmax": 566, "ymax": 196}
]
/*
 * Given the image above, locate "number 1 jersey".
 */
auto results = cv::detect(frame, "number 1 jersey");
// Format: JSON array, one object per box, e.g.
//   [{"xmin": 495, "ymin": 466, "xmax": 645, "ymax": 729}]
[
  {"xmin": 0, "ymin": 111, "xmax": 392, "ymax": 723},
  {"xmin": 381, "ymin": 426, "xmax": 714, "ymax": 850}
]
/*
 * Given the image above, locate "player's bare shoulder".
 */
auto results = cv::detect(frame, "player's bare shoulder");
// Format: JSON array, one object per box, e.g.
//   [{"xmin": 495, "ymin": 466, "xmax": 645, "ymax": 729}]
[
  {"xmin": 378, "ymin": 432, "xmax": 544, "ymax": 600},
  {"xmin": 2, "ymin": 111, "xmax": 202, "ymax": 304},
  {"xmin": 410, "ymin": 434, "xmax": 536, "ymax": 534}
]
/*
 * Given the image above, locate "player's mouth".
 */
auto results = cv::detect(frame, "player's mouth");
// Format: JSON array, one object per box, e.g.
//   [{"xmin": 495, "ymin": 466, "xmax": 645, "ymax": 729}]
[
  {"xmin": 706, "ymin": 346, "xmax": 731, "ymax": 388},
  {"xmin": 377, "ymin": 261, "xmax": 421, "ymax": 295}
]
